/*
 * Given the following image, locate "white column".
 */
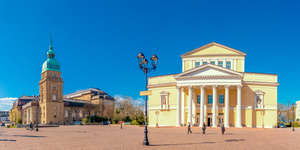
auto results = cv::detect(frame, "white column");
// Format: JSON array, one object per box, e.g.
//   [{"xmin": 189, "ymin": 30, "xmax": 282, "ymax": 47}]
[
  {"xmin": 223, "ymin": 60, "xmax": 226, "ymax": 68},
  {"xmin": 236, "ymin": 85, "xmax": 242, "ymax": 128},
  {"xmin": 199, "ymin": 85, "xmax": 205, "ymax": 127},
  {"xmin": 190, "ymin": 60, "xmax": 193, "ymax": 70},
  {"xmin": 225, "ymin": 85, "xmax": 230, "ymax": 127},
  {"xmin": 194, "ymin": 60, "xmax": 196, "ymax": 68},
  {"xmin": 176, "ymin": 86, "xmax": 181, "ymax": 127},
  {"xmin": 200, "ymin": 59, "xmax": 203, "ymax": 66},
  {"xmin": 188, "ymin": 85, "xmax": 193, "ymax": 127},
  {"xmin": 181, "ymin": 88, "xmax": 185, "ymax": 126},
  {"xmin": 192, "ymin": 89, "xmax": 195, "ymax": 125},
  {"xmin": 212, "ymin": 85, "xmax": 217, "ymax": 127},
  {"xmin": 234, "ymin": 59, "xmax": 237, "ymax": 71},
  {"xmin": 182, "ymin": 61, "xmax": 185, "ymax": 72}
]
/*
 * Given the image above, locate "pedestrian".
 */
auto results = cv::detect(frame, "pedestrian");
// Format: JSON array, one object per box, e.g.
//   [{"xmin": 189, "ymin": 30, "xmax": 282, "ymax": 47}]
[
  {"xmin": 30, "ymin": 122, "xmax": 33, "ymax": 131},
  {"xmin": 109, "ymin": 121, "xmax": 110, "ymax": 126},
  {"xmin": 221, "ymin": 123, "xmax": 225, "ymax": 135},
  {"xmin": 187, "ymin": 122, "xmax": 192, "ymax": 134},
  {"xmin": 102, "ymin": 121, "xmax": 103, "ymax": 126},
  {"xmin": 202, "ymin": 122, "xmax": 206, "ymax": 134}
]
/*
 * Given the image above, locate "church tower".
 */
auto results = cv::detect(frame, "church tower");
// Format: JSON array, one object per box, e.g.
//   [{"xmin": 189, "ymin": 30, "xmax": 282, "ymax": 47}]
[{"xmin": 39, "ymin": 35, "xmax": 64, "ymax": 124}]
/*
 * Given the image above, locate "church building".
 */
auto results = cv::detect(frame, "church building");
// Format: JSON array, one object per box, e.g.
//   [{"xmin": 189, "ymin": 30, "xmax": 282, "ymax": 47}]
[
  {"xmin": 10, "ymin": 36, "xmax": 115, "ymax": 125},
  {"xmin": 148, "ymin": 42, "xmax": 278, "ymax": 128}
]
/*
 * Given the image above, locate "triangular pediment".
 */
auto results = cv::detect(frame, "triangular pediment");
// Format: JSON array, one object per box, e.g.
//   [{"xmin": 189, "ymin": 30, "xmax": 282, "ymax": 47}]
[
  {"xmin": 181, "ymin": 42, "xmax": 246, "ymax": 57},
  {"xmin": 174, "ymin": 64, "xmax": 244, "ymax": 78}
]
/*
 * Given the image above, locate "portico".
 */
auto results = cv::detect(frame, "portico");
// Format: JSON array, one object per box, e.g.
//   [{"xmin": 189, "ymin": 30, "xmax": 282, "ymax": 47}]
[
  {"xmin": 147, "ymin": 42, "xmax": 278, "ymax": 129},
  {"xmin": 175, "ymin": 64, "xmax": 244, "ymax": 127}
]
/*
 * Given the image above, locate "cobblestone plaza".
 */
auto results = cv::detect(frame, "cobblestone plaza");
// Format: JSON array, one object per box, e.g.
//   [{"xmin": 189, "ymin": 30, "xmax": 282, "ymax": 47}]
[{"xmin": 0, "ymin": 125, "xmax": 299, "ymax": 149}]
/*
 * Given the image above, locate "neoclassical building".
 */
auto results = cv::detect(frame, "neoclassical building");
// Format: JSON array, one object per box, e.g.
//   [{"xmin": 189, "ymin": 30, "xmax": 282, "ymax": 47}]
[
  {"xmin": 148, "ymin": 42, "xmax": 278, "ymax": 128},
  {"xmin": 10, "ymin": 37, "xmax": 115, "ymax": 125}
]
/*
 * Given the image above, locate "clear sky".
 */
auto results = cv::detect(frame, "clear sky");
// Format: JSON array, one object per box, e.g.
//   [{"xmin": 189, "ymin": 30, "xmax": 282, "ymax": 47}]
[{"xmin": 0, "ymin": 0, "xmax": 299, "ymax": 110}]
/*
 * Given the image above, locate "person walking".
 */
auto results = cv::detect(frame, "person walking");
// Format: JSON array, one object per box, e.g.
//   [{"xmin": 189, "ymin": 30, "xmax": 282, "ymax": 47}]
[
  {"xmin": 221, "ymin": 123, "xmax": 225, "ymax": 135},
  {"xmin": 187, "ymin": 122, "xmax": 192, "ymax": 134},
  {"xmin": 30, "ymin": 122, "xmax": 33, "ymax": 131},
  {"xmin": 202, "ymin": 122, "xmax": 206, "ymax": 134},
  {"xmin": 102, "ymin": 121, "xmax": 103, "ymax": 126}
]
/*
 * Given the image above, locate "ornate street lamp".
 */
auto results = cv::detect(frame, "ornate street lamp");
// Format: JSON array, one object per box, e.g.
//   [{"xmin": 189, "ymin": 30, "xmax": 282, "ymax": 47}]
[
  {"xmin": 155, "ymin": 111, "xmax": 159, "ymax": 128},
  {"xmin": 137, "ymin": 52, "xmax": 158, "ymax": 146}
]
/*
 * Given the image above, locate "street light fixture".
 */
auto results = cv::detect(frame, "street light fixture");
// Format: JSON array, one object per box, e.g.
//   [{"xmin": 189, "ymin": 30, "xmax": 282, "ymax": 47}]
[
  {"xmin": 155, "ymin": 111, "xmax": 159, "ymax": 128},
  {"xmin": 137, "ymin": 52, "xmax": 158, "ymax": 146}
]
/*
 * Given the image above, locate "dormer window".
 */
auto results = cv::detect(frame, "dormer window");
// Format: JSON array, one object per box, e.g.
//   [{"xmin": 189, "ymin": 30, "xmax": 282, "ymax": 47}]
[
  {"xmin": 211, "ymin": 61, "xmax": 215, "ymax": 65},
  {"xmin": 203, "ymin": 62, "xmax": 207, "ymax": 65},
  {"xmin": 226, "ymin": 61, "xmax": 231, "ymax": 69},
  {"xmin": 218, "ymin": 61, "xmax": 223, "ymax": 67},
  {"xmin": 160, "ymin": 91, "xmax": 169, "ymax": 109},
  {"xmin": 195, "ymin": 62, "xmax": 200, "ymax": 67}
]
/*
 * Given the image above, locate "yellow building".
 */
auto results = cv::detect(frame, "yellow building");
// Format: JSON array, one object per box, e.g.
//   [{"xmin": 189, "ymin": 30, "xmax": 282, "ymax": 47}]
[{"xmin": 148, "ymin": 42, "xmax": 279, "ymax": 128}]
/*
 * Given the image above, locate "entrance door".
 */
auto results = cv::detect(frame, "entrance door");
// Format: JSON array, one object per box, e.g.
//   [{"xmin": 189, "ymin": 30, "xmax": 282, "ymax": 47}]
[
  {"xmin": 197, "ymin": 113, "xmax": 200, "ymax": 126},
  {"xmin": 219, "ymin": 113, "xmax": 224, "ymax": 127},
  {"xmin": 207, "ymin": 118, "xmax": 211, "ymax": 126}
]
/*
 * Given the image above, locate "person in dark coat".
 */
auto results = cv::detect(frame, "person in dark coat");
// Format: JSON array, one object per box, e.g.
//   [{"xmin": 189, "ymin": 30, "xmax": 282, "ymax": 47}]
[
  {"xmin": 221, "ymin": 123, "xmax": 225, "ymax": 135},
  {"xmin": 187, "ymin": 122, "xmax": 192, "ymax": 134},
  {"xmin": 30, "ymin": 122, "xmax": 33, "ymax": 131},
  {"xmin": 202, "ymin": 122, "xmax": 206, "ymax": 134}
]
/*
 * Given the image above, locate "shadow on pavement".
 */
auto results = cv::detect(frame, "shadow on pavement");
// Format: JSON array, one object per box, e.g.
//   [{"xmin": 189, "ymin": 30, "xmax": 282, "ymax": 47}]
[
  {"xmin": 150, "ymin": 141, "xmax": 215, "ymax": 146},
  {"xmin": 225, "ymin": 139, "xmax": 245, "ymax": 142},
  {"xmin": 13, "ymin": 135, "xmax": 46, "ymax": 138},
  {"xmin": 0, "ymin": 139, "xmax": 17, "ymax": 141},
  {"xmin": 224, "ymin": 133, "xmax": 233, "ymax": 135}
]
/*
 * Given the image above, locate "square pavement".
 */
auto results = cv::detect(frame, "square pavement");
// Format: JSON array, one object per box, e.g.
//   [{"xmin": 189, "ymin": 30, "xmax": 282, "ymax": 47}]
[{"xmin": 0, "ymin": 125, "xmax": 299, "ymax": 149}]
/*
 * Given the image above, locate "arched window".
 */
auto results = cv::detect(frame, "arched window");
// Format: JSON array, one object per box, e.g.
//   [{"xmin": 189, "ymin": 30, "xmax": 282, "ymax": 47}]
[
  {"xmin": 65, "ymin": 110, "xmax": 69, "ymax": 117},
  {"xmin": 53, "ymin": 94, "xmax": 57, "ymax": 100},
  {"xmin": 72, "ymin": 110, "xmax": 76, "ymax": 118}
]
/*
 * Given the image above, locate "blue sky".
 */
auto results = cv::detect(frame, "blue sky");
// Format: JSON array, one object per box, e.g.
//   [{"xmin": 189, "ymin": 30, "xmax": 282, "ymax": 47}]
[{"xmin": 0, "ymin": 0, "xmax": 299, "ymax": 110}]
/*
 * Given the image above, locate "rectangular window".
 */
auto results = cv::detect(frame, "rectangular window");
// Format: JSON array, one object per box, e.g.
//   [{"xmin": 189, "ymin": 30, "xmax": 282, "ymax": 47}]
[
  {"xmin": 208, "ymin": 95, "xmax": 213, "ymax": 104},
  {"xmin": 195, "ymin": 62, "xmax": 200, "ymax": 67},
  {"xmin": 226, "ymin": 61, "xmax": 231, "ymax": 69},
  {"xmin": 219, "ymin": 95, "xmax": 224, "ymax": 104},
  {"xmin": 218, "ymin": 61, "xmax": 223, "ymax": 67},
  {"xmin": 211, "ymin": 61, "xmax": 215, "ymax": 65},
  {"xmin": 203, "ymin": 62, "xmax": 207, "ymax": 65},
  {"xmin": 197, "ymin": 95, "xmax": 201, "ymax": 104}
]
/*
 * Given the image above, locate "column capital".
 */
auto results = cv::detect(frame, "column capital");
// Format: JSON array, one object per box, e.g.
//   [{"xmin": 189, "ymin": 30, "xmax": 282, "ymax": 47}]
[
  {"xmin": 187, "ymin": 85, "xmax": 193, "ymax": 90},
  {"xmin": 224, "ymin": 85, "xmax": 230, "ymax": 89},
  {"xmin": 180, "ymin": 87, "xmax": 185, "ymax": 92},
  {"xmin": 212, "ymin": 85, "xmax": 218, "ymax": 88},
  {"xmin": 237, "ymin": 85, "xmax": 242, "ymax": 88},
  {"xmin": 176, "ymin": 86, "xmax": 181, "ymax": 90},
  {"xmin": 200, "ymin": 85, "xmax": 205, "ymax": 89}
]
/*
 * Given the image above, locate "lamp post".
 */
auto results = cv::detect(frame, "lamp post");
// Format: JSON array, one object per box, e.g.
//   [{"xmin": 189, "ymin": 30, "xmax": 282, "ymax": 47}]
[
  {"xmin": 292, "ymin": 104, "xmax": 295, "ymax": 131},
  {"xmin": 137, "ymin": 52, "xmax": 158, "ymax": 146},
  {"xmin": 155, "ymin": 111, "xmax": 159, "ymax": 128}
]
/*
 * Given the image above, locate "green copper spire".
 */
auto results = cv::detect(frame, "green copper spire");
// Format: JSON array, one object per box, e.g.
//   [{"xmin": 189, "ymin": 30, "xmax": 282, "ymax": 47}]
[{"xmin": 42, "ymin": 34, "xmax": 61, "ymax": 73}]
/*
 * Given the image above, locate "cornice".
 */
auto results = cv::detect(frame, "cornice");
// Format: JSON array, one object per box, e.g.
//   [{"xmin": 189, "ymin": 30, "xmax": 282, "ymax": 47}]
[
  {"xmin": 242, "ymin": 81, "xmax": 279, "ymax": 86},
  {"xmin": 147, "ymin": 82, "xmax": 177, "ymax": 88}
]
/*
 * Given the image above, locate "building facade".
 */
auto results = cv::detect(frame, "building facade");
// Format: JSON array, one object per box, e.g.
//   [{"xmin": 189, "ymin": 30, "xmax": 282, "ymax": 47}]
[
  {"xmin": 296, "ymin": 100, "xmax": 300, "ymax": 122},
  {"xmin": 148, "ymin": 42, "xmax": 279, "ymax": 128},
  {"xmin": 0, "ymin": 111, "xmax": 10, "ymax": 122},
  {"xmin": 9, "ymin": 37, "xmax": 115, "ymax": 125}
]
